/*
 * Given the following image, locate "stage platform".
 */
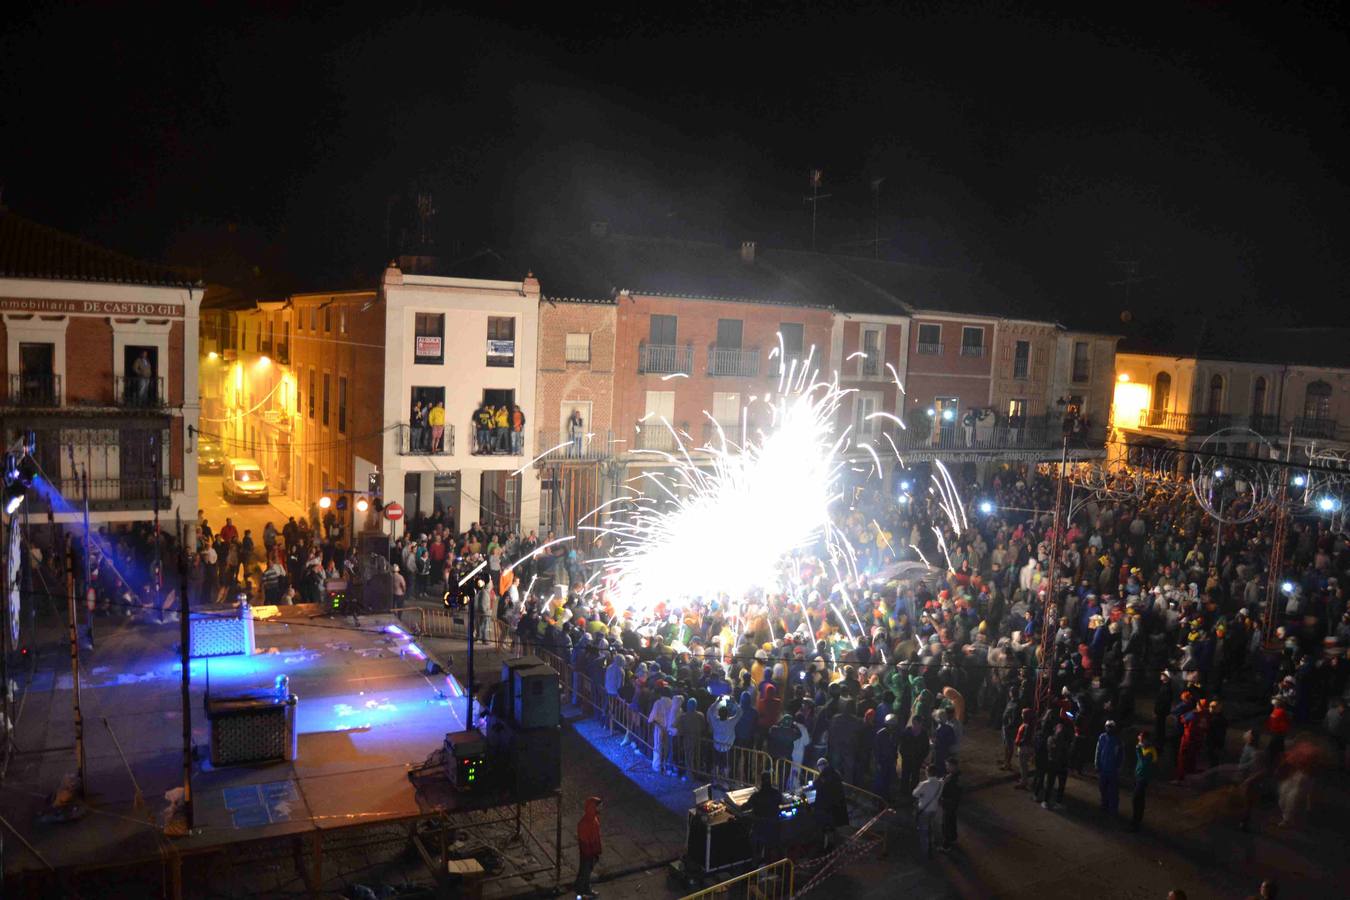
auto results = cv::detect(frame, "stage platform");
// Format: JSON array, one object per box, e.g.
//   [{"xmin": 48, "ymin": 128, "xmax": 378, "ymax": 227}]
[{"xmin": 0, "ymin": 607, "xmax": 527, "ymax": 891}]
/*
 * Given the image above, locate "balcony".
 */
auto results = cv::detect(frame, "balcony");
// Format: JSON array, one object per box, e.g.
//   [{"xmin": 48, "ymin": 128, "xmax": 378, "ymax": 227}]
[
  {"xmin": 533, "ymin": 430, "xmax": 613, "ymax": 463},
  {"xmin": 396, "ymin": 422, "xmax": 454, "ymax": 456},
  {"xmin": 959, "ymin": 344, "xmax": 985, "ymax": 358},
  {"xmin": 1248, "ymin": 413, "xmax": 1282, "ymax": 434},
  {"xmin": 4, "ymin": 373, "xmax": 61, "ymax": 407},
  {"xmin": 32, "ymin": 476, "xmax": 181, "ymax": 512},
  {"xmin": 1136, "ymin": 409, "xmax": 1233, "ymax": 433},
  {"xmin": 701, "ymin": 421, "xmax": 745, "ymax": 446},
  {"xmin": 275, "ymin": 342, "xmax": 290, "ymax": 365},
  {"xmin": 916, "ymin": 342, "xmax": 943, "ymax": 355},
  {"xmin": 768, "ymin": 355, "xmax": 809, "ymax": 379},
  {"xmin": 114, "ymin": 375, "xmax": 166, "ymax": 409},
  {"xmin": 1292, "ymin": 417, "xmax": 1338, "ymax": 440},
  {"xmin": 634, "ymin": 421, "xmax": 684, "ymax": 452},
  {"xmin": 708, "ymin": 347, "xmax": 760, "ymax": 378},
  {"xmin": 638, "ymin": 343, "xmax": 693, "ymax": 376},
  {"xmin": 889, "ymin": 413, "xmax": 1104, "ymax": 454}
]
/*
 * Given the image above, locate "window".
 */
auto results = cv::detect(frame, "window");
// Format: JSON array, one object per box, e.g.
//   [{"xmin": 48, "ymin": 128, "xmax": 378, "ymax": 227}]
[
  {"xmin": 414, "ymin": 313, "xmax": 445, "ymax": 364},
  {"xmin": 861, "ymin": 328, "xmax": 880, "ymax": 376},
  {"xmin": 712, "ymin": 392, "xmax": 741, "ymax": 426},
  {"xmin": 487, "ymin": 316, "xmax": 516, "ymax": 367},
  {"xmin": 1304, "ymin": 380, "xmax": 1332, "ymax": 421},
  {"xmin": 779, "ymin": 323, "xmax": 804, "ymax": 361},
  {"xmin": 650, "ymin": 314, "xmax": 677, "ymax": 345},
  {"xmin": 1152, "ymin": 372, "xmax": 1171, "ymax": 410},
  {"xmin": 310, "ymin": 307, "xmax": 317, "ymax": 331},
  {"xmin": 338, "ymin": 376, "xmax": 347, "ymax": 433},
  {"xmin": 338, "ymin": 307, "xmax": 347, "ymax": 334},
  {"xmin": 322, "ymin": 373, "xmax": 330, "ymax": 426},
  {"xmin": 1252, "ymin": 376, "xmax": 1267, "ymax": 414},
  {"xmin": 1072, "ymin": 341, "xmax": 1090, "ymax": 383},
  {"xmin": 916, "ymin": 323, "xmax": 942, "ymax": 354},
  {"xmin": 324, "ymin": 305, "xmax": 332, "ymax": 333},
  {"xmin": 854, "ymin": 392, "xmax": 880, "ymax": 438},
  {"xmin": 716, "ymin": 319, "xmax": 743, "ymax": 349},
  {"xmin": 565, "ymin": 332, "xmax": 591, "ymax": 363},
  {"xmin": 644, "ymin": 390, "xmax": 675, "ymax": 421},
  {"xmin": 1008, "ymin": 398, "xmax": 1028, "ymax": 422},
  {"xmin": 960, "ymin": 327, "xmax": 985, "ymax": 357},
  {"xmin": 1013, "ymin": 340, "xmax": 1030, "ymax": 378},
  {"xmin": 265, "ymin": 319, "xmax": 274, "ymax": 349},
  {"xmin": 1207, "ymin": 374, "xmax": 1224, "ymax": 415},
  {"xmin": 307, "ymin": 369, "xmax": 315, "ymax": 418}
]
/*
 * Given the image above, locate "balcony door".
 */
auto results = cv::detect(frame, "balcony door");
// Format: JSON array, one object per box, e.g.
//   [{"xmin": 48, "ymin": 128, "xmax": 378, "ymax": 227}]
[
  {"xmin": 650, "ymin": 315, "xmax": 677, "ymax": 346},
  {"xmin": 19, "ymin": 342, "xmax": 55, "ymax": 404},
  {"xmin": 119, "ymin": 429, "xmax": 161, "ymax": 503},
  {"xmin": 123, "ymin": 345, "xmax": 159, "ymax": 406},
  {"xmin": 716, "ymin": 319, "xmax": 743, "ymax": 350}
]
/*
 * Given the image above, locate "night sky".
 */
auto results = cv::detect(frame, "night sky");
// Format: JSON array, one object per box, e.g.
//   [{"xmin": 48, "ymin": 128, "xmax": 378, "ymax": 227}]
[{"xmin": 2, "ymin": 1, "xmax": 1347, "ymax": 330}]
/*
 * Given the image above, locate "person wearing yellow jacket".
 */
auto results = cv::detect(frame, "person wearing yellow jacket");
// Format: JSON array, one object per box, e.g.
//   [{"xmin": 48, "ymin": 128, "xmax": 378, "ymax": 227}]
[
  {"xmin": 493, "ymin": 404, "xmax": 510, "ymax": 452},
  {"xmin": 428, "ymin": 401, "xmax": 446, "ymax": 452}
]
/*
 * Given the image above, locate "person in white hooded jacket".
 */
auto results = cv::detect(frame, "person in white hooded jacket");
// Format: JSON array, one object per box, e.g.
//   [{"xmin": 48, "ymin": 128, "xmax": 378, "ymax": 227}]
[{"xmin": 706, "ymin": 695, "xmax": 742, "ymax": 782}]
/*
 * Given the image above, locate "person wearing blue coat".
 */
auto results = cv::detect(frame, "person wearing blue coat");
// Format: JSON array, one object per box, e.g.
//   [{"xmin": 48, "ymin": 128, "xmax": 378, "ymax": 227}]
[
  {"xmin": 734, "ymin": 691, "xmax": 759, "ymax": 748},
  {"xmin": 1095, "ymin": 720, "xmax": 1123, "ymax": 814}
]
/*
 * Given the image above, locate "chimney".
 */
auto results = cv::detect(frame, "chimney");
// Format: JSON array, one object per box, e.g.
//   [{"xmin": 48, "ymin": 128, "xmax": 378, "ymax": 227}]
[{"xmin": 740, "ymin": 241, "xmax": 756, "ymax": 264}]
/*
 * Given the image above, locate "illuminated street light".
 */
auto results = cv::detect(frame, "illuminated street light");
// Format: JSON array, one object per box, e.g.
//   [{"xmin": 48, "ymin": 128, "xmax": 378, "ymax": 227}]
[
  {"xmin": 355, "ymin": 496, "xmax": 370, "ymax": 513},
  {"xmin": 207, "ymin": 351, "xmax": 219, "ymax": 361},
  {"xmin": 942, "ymin": 408, "xmax": 955, "ymax": 421},
  {"xmin": 978, "ymin": 500, "xmax": 994, "ymax": 515},
  {"xmin": 1213, "ymin": 467, "xmax": 1225, "ymax": 479},
  {"xmin": 1318, "ymin": 496, "xmax": 1340, "ymax": 512},
  {"xmin": 1291, "ymin": 474, "xmax": 1307, "ymax": 488},
  {"xmin": 258, "ymin": 355, "xmax": 271, "ymax": 367},
  {"xmin": 1281, "ymin": 581, "xmax": 1296, "ymax": 595},
  {"xmin": 318, "ymin": 495, "xmax": 333, "ymax": 510},
  {"xmin": 1117, "ymin": 373, "xmax": 1130, "ymax": 382}
]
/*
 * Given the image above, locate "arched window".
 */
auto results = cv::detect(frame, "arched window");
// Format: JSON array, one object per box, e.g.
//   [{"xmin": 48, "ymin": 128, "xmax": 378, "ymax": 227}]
[
  {"xmin": 1152, "ymin": 372, "xmax": 1171, "ymax": 411},
  {"xmin": 1304, "ymin": 380, "xmax": 1332, "ymax": 421},
  {"xmin": 1252, "ymin": 376, "xmax": 1267, "ymax": 414},
  {"xmin": 1208, "ymin": 374, "xmax": 1224, "ymax": 415}
]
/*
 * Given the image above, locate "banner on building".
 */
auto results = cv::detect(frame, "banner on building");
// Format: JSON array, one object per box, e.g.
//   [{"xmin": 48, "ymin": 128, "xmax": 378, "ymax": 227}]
[
  {"xmin": 415, "ymin": 336, "xmax": 442, "ymax": 360},
  {"xmin": 486, "ymin": 340, "xmax": 514, "ymax": 358}
]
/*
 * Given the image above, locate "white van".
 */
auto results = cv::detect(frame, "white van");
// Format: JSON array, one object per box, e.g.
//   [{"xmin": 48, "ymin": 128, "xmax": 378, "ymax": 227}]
[{"xmin": 222, "ymin": 458, "xmax": 269, "ymax": 503}]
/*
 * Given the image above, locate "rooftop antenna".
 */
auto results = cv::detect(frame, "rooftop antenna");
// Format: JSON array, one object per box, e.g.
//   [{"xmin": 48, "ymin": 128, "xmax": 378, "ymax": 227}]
[{"xmin": 804, "ymin": 169, "xmax": 831, "ymax": 251}]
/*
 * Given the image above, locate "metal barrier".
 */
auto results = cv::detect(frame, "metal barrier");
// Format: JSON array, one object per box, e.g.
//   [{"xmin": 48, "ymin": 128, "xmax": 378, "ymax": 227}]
[
  {"xmin": 679, "ymin": 859, "xmax": 794, "ymax": 900},
  {"xmin": 391, "ymin": 606, "xmax": 469, "ymax": 640}
]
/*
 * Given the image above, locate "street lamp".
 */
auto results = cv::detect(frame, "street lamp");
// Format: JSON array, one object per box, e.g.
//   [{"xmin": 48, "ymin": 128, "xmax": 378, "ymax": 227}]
[
  {"xmin": 318, "ymin": 495, "xmax": 333, "ymax": 510},
  {"xmin": 1291, "ymin": 474, "xmax": 1307, "ymax": 488},
  {"xmin": 978, "ymin": 500, "xmax": 994, "ymax": 515},
  {"xmin": 1318, "ymin": 496, "xmax": 1340, "ymax": 512},
  {"xmin": 355, "ymin": 496, "xmax": 370, "ymax": 514}
]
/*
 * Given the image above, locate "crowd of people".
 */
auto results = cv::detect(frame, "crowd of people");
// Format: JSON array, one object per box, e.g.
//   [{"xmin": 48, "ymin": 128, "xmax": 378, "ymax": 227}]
[
  {"xmin": 501, "ymin": 459, "xmax": 1347, "ymax": 862},
  {"xmin": 36, "ymin": 454, "xmax": 1347, "ymax": 875}
]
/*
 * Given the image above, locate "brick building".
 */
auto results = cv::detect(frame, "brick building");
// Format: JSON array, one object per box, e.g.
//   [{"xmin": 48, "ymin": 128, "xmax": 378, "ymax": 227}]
[
  {"xmin": 287, "ymin": 289, "xmax": 385, "ymax": 513},
  {"xmin": 534, "ymin": 296, "xmax": 616, "ymax": 540},
  {"xmin": 0, "ymin": 209, "xmax": 200, "ymax": 530}
]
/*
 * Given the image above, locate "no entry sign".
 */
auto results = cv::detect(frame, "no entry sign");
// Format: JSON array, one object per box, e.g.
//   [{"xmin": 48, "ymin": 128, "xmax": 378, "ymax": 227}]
[{"xmin": 383, "ymin": 502, "xmax": 404, "ymax": 521}]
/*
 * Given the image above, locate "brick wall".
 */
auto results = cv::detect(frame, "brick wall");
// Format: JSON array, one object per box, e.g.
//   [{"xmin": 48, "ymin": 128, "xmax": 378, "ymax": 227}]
[
  {"xmin": 536, "ymin": 300, "xmax": 616, "ymax": 436},
  {"xmin": 64, "ymin": 316, "xmax": 114, "ymax": 403},
  {"xmin": 613, "ymin": 293, "xmax": 835, "ymax": 437}
]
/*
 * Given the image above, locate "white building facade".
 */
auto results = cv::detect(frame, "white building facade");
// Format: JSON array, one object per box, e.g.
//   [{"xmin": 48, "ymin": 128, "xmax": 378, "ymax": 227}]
[{"xmin": 379, "ymin": 265, "xmax": 541, "ymax": 534}]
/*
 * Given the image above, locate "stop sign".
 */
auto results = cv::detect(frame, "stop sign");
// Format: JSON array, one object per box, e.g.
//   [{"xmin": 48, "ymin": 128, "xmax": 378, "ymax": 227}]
[{"xmin": 383, "ymin": 502, "xmax": 404, "ymax": 521}]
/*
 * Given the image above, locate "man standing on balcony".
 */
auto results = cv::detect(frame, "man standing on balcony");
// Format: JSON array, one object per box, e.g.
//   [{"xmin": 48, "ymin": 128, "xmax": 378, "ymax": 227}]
[
  {"xmin": 511, "ymin": 405, "xmax": 526, "ymax": 455},
  {"xmin": 568, "ymin": 408, "xmax": 584, "ymax": 458},
  {"xmin": 475, "ymin": 403, "xmax": 493, "ymax": 454},
  {"xmin": 133, "ymin": 349, "xmax": 153, "ymax": 406}
]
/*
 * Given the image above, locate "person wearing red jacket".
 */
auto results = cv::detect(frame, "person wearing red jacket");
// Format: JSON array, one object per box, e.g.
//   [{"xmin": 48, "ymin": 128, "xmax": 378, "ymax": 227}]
[{"xmin": 575, "ymin": 796, "xmax": 602, "ymax": 898}]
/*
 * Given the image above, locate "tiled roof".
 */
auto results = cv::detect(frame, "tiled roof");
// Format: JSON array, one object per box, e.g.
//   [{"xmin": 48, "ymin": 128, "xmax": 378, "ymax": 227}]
[
  {"xmin": 0, "ymin": 209, "xmax": 196, "ymax": 287},
  {"xmin": 1121, "ymin": 320, "xmax": 1350, "ymax": 370},
  {"xmin": 519, "ymin": 230, "xmax": 1056, "ymax": 321}
]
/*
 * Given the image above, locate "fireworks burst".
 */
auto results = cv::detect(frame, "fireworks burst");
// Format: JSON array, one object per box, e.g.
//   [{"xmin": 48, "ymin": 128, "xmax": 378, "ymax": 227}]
[{"xmin": 590, "ymin": 356, "xmax": 862, "ymax": 618}]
